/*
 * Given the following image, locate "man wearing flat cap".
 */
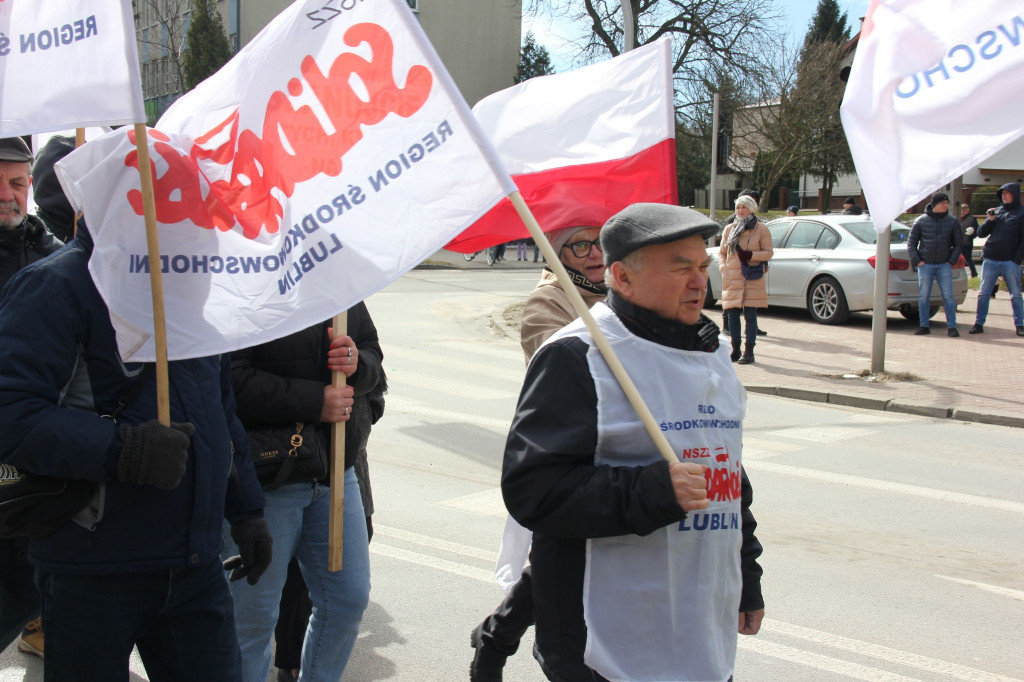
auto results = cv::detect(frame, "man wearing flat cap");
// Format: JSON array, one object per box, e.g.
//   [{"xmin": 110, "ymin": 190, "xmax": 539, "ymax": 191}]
[
  {"xmin": 0, "ymin": 137, "xmax": 63, "ymax": 287},
  {"xmin": 502, "ymin": 203, "xmax": 764, "ymax": 682}
]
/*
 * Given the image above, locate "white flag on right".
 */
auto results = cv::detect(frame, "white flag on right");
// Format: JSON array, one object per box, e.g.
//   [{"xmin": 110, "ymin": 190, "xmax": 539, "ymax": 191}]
[{"xmin": 840, "ymin": 1, "xmax": 1024, "ymax": 232}]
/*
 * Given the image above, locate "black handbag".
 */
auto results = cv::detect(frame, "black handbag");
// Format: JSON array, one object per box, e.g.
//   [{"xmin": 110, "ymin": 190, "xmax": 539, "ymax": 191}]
[
  {"xmin": 741, "ymin": 261, "xmax": 765, "ymax": 280},
  {"xmin": 248, "ymin": 421, "xmax": 327, "ymax": 491}
]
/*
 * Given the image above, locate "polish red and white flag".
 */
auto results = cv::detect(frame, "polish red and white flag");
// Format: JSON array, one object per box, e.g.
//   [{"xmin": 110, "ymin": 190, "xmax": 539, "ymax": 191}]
[
  {"xmin": 446, "ymin": 38, "xmax": 678, "ymax": 253},
  {"xmin": 54, "ymin": 0, "xmax": 515, "ymax": 361},
  {"xmin": 0, "ymin": 0, "xmax": 144, "ymax": 135}
]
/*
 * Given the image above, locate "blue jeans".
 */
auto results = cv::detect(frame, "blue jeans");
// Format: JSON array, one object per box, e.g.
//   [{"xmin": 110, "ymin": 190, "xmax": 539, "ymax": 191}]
[
  {"xmin": 224, "ymin": 469, "xmax": 370, "ymax": 682},
  {"xmin": 916, "ymin": 262, "xmax": 956, "ymax": 328},
  {"xmin": 976, "ymin": 259, "xmax": 1024, "ymax": 326},
  {"xmin": 0, "ymin": 541, "xmax": 39, "ymax": 651},
  {"xmin": 725, "ymin": 307, "xmax": 758, "ymax": 346},
  {"xmin": 36, "ymin": 559, "xmax": 241, "ymax": 682}
]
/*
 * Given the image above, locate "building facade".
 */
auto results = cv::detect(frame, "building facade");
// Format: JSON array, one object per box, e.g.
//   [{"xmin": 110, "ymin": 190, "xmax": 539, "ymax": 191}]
[{"xmin": 135, "ymin": 0, "xmax": 521, "ymax": 123}]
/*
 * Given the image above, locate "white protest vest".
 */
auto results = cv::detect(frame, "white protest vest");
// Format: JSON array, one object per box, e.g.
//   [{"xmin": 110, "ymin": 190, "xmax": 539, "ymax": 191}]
[{"xmin": 560, "ymin": 303, "xmax": 746, "ymax": 682}]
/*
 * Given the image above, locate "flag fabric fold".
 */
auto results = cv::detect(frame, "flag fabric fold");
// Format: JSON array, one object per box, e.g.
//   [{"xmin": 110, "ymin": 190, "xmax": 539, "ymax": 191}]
[
  {"xmin": 56, "ymin": 0, "xmax": 515, "ymax": 362},
  {"xmin": 0, "ymin": 0, "xmax": 144, "ymax": 135},
  {"xmin": 447, "ymin": 38, "xmax": 677, "ymax": 253},
  {"xmin": 841, "ymin": 0, "xmax": 1024, "ymax": 232}
]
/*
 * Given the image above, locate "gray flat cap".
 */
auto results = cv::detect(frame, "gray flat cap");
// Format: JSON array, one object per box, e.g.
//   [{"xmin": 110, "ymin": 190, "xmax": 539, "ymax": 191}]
[
  {"xmin": 601, "ymin": 203, "xmax": 720, "ymax": 266},
  {"xmin": 0, "ymin": 137, "xmax": 32, "ymax": 163}
]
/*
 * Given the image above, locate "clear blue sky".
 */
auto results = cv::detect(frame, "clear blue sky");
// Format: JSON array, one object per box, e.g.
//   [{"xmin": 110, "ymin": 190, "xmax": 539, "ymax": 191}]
[{"xmin": 524, "ymin": 0, "xmax": 870, "ymax": 73}]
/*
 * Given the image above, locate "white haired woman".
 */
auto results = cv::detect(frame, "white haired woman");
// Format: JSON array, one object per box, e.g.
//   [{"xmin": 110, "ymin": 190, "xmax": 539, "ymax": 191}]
[{"xmin": 719, "ymin": 195, "xmax": 773, "ymax": 364}]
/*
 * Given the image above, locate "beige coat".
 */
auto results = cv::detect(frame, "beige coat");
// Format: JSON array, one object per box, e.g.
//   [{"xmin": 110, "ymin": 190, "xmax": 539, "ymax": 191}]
[
  {"xmin": 520, "ymin": 269, "xmax": 606, "ymax": 362},
  {"xmin": 719, "ymin": 221, "xmax": 774, "ymax": 310}
]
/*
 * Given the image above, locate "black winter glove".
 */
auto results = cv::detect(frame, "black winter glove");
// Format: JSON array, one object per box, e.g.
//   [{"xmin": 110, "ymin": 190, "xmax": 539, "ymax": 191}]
[
  {"xmin": 223, "ymin": 518, "xmax": 273, "ymax": 585},
  {"xmin": 697, "ymin": 318, "xmax": 721, "ymax": 353},
  {"xmin": 117, "ymin": 420, "xmax": 194, "ymax": 489}
]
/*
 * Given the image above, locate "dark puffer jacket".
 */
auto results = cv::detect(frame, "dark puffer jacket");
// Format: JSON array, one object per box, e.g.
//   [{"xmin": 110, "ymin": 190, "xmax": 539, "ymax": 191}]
[
  {"xmin": 0, "ymin": 215, "xmax": 62, "ymax": 290},
  {"xmin": 908, "ymin": 203, "xmax": 963, "ymax": 266},
  {"xmin": 978, "ymin": 182, "xmax": 1024, "ymax": 264},
  {"xmin": 0, "ymin": 226, "xmax": 264, "ymax": 574},
  {"xmin": 230, "ymin": 302, "xmax": 385, "ymax": 480}
]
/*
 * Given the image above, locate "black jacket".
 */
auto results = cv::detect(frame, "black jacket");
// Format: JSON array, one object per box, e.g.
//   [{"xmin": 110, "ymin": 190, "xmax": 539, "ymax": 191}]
[
  {"xmin": 960, "ymin": 213, "xmax": 979, "ymax": 251},
  {"xmin": 908, "ymin": 204, "xmax": 963, "ymax": 266},
  {"xmin": 0, "ymin": 215, "xmax": 63, "ymax": 291},
  {"xmin": 978, "ymin": 182, "xmax": 1024, "ymax": 264},
  {"xmin": 230, "ymin": 302, "xmax": 385, "ymax": 477},
  {"xmin": 502, "ymin": 294, "xmax": 763, "ymax": 682}
]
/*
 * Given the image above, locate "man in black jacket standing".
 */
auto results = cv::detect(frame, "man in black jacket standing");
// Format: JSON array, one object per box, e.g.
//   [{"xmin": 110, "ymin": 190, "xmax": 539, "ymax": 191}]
[
  {"xmin": 970, "ymin": 183, "xmax": 1024, "ymax": 336},
  {"xmin": 908, "ymin": 192, "xmax": 963, "ymax": 336},
  {"xmin": 502, "ymin": 203, "xmax": 764, "ymax": 682},
  {"xmin": 960, "ymin": 203, "xmax": 979, "ymax": 278},
  {"xmin": 0, "ymin": 136, "xmax": 64, "ymax": 660}
]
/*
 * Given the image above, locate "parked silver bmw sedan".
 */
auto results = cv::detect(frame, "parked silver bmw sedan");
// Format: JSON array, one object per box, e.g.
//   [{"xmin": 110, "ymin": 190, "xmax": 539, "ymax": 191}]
[{"xmin": 705, "ymin": 214, "xmax": 969, "ymax": 324}]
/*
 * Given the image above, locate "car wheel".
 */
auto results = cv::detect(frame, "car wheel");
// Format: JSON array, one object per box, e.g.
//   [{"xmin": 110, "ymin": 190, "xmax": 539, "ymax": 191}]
[
  {"xmin": 704, "ymin": 284, "xmax": 716, "ymax": 309},
  {"xmin": 807, "ymin": 276, "xmax": 850, "ymax": 324}
]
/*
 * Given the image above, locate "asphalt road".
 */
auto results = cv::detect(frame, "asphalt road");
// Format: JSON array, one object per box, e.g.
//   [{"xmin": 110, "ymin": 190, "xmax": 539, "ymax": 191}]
[{"xmin": 1, "ymin": 269, "xmax": 1021, "ymax": 682}]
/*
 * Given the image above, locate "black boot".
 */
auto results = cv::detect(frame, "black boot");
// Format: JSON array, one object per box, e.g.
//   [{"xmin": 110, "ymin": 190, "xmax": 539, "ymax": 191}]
[
  {"xmin": 470, "ymin": 623, "xmax": 507, "ymax": 682},
  {"xmin": 738, "ymin": 344, "xmax": 755, "ymax": 364},
  {"xmin": 730, "ymin": 341, "xmax": 741, "ymax": 362}
]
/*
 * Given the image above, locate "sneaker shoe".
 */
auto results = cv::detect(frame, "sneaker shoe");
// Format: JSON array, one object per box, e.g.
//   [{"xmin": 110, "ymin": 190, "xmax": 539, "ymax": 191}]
[
  {"xmin": 17, "ymin": 617, "xmax": 43, "ymax": 659},
  {"xmin": 1017, "ymin": 326, "xmax": 1024, "ymax": 337},
  {"xmin": 914, "ymin": 326, "xmax": 930, "ymax": 335},
  {"xmin": 470, "ymin": 623, "xmax": 505, "ymax": 682},
  {"xmin": 948, "ymin": 327, "xmax": 960, "ymax": 337},
  {"xmin": 969, "ymin": 323, "xmax": 984, "ymax": 334}
]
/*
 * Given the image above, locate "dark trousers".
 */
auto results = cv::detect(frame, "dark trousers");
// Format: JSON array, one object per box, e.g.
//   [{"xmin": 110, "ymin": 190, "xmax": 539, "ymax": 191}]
[
  {"xmin": 0, "ymin": 539, "xmax": 39, "ymax": 650},
  {"xmin": 964, "ymin": 252, "xmax": 978, "ymax": 278},
  {"xmin": 479, "ymin": 565, "xmax": 534, "ymax": 657},
  {"xmin": 37, "ymin": 559, "xmax": 241, "ymax": 682},
  {"xmin": 725, "ymin": 307, "xmax": 758, "ymax": 346}
]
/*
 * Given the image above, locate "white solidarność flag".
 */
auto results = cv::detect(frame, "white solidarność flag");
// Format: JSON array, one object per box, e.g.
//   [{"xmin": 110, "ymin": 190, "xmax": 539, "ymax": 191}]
[
  {"xmin": 0, "ymin": 0, "xmax": 144, "ymax": 135},
  {"xmin": 841, "ymin": 0, "xmax": 1024, "ymax": 232},
  {"xmin": 56, "ymin": 0, "xmax": 515, "ymax": 361}
]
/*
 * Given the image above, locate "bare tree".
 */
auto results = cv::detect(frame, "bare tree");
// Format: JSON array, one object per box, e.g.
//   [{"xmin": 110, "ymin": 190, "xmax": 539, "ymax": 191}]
[{"xmin": 133, "ymin": 0, "xmax": 191, "ymax": 121}]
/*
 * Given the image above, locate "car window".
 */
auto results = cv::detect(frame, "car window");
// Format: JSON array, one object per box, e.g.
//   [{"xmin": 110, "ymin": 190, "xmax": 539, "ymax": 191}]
[
  {"xmin": 816, "ymin": 227, "xmax": 840, "ymax": 249},
  {"xmin": 768, "ymin": 221, "xmax": 791, "ymax": 248},
  {"xmin": 785, "ymin": 221, "xmax": 824, "ymax": 249},
  {"xmin": 844, "ymin": 221, "xmax": 911, "ymax": 244}
]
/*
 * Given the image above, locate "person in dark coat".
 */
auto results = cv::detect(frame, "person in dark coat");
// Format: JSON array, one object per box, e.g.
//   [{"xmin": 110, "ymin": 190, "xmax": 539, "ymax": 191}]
[
  {"xmin": 226, "ymin": 302, "xmax": 385, "ymax": 682},
  {"xmin": 907, "ymin": 192, "xmax": 963, "ymax": 336},
  {"xmin": 502, "ymin": 204, "xmax": 764, "ymax": 682},
  {"xmin": 970, "ymin": 182, "xmax": 1024, "ymax": 336},
  {"xmin": 0, "ymin": 136, "xmax": 64, "ymax": 660},
  {"xmin": 842, "ymin": 197, "xmax": 864, "ymax": 215},
  {"xmin": 0, "ymin": 207, "xmax": 269, "ymax": 681}
]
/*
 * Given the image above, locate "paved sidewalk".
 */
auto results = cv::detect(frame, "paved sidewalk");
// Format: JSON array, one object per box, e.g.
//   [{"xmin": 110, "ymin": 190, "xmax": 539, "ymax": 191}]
[{"xmin": 419, "ymin": 250, "xmax": 1024, "ymax": 428}]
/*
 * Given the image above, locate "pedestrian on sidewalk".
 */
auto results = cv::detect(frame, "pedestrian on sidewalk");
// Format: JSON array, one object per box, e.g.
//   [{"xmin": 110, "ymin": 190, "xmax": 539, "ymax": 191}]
[
  {"xmin": 960, "ymin": 203, "xmax": 979, "ymax": 278},
  {"xmin": 843, "ymin": 197, "xmax": 864, "ymax": 215},
  {"xmin": 721, "ymin": 189, "xmax": 768, "ymax": 337},
  {"xmin": 969, "ymin": 183, "xmax": 1024, "ymax": 336},
  {"xmin": 515, "ymin": 239, "xmax": 528, "ymax": 261},
  {"xmin": 720, "ymin": 195, "xmax": 773, "ymax": 364},
  {"xmin": 470, "ymin": 225, "xmax": 607, "ymax": 681},
  {"xmin": 908, "ymin": 192, "xmax": 963, "ymax": 336}
]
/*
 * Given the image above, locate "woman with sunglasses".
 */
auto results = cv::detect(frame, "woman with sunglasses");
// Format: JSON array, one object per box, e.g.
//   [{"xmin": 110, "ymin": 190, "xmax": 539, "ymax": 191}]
[{"xmin": 471, "ymin": 225, "xmax": 606, "ymax": 680}]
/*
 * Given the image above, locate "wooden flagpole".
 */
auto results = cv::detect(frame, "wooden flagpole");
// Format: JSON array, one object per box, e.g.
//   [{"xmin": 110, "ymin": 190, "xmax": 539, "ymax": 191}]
[
  {"xmin": 131, "ymin": 123, "xmax": 171, "ymax": 426},
  {"xmin": 72, "ymin": 129, "xmax": 86, "ymax": 238},
  {"xmin": 328, "ymin": 310, "xmax": 348, "ymax": 572},
  {"xmin": 508, "ymin": 191, "xmax": 679, "ymax": 464}
]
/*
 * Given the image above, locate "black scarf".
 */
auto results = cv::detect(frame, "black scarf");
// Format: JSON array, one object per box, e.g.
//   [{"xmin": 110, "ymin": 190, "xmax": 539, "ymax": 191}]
[
  {"xmin": 607, "ymin": 291, "xmax": 720, "ymax": 353},
  {"xmin": 544, "ymin": 265, "xmax": 607, "ymax": 296}
]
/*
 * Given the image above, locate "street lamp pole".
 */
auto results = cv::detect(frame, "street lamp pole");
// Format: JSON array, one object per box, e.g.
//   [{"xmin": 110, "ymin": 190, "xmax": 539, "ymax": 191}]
[{"xmin": 621, "ymin": 1, "xmax": 635, "ymax": 52}]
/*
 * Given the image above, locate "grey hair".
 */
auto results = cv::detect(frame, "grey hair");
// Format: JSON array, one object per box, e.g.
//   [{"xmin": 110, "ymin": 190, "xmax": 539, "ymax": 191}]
[{"xmin": 605, "ymin": 249, "xmax": 646, "ymax": 290}]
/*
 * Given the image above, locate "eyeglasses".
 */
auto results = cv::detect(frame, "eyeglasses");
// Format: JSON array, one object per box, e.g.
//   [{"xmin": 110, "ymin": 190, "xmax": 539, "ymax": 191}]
[{"xmin": 562, "ymin": 239, "xmax": 602, "ymax": 258}]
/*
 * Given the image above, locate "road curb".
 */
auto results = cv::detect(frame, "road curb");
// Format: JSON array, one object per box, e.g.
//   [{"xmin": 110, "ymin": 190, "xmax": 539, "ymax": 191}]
[{"xmin": 745, "ymin": 385, "xmax": 1022, "ymax": 429}]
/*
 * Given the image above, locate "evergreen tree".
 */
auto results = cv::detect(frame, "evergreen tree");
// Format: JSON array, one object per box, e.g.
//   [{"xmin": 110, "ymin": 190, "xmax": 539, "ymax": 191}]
[
  {"xmin": 803, "ymin": 0, "xmax": 851, "ymax": 52},
  {"xmin": 515, "ymin": 32, "xmax": 555, "ymax": 84},
  {"xmin": 182, "ymin": 0, "xmax": 233, "ymax": 91}
]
